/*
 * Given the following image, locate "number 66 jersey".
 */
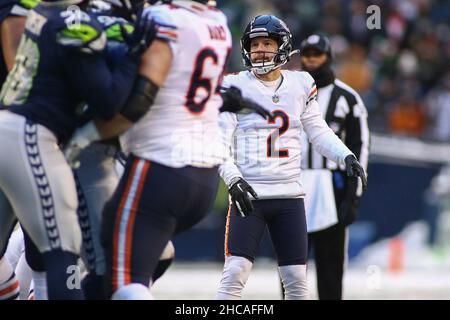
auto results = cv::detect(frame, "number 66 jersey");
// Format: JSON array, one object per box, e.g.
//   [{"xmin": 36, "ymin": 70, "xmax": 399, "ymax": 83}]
[
  {"xmin": 119, "ymin": 1, "xmax": 232, "ymax": 168},
  {"xmin": 219, "ymin": 70, "xmax": 353, "ymax": 199}
]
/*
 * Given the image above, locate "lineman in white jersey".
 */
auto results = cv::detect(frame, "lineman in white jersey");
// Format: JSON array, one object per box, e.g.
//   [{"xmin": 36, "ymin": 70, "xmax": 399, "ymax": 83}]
[
  {"xmin": 73, "ymin": 0, "xmax": 176, "ymax": 299},
  {"xmin": 216, "ymin": 15, "xmax": 367, "ymax": 300},
  {"xmin": 1, "ymin": 0, "xmax": 174, "ymax": 301},
  {"xmin": 64, "ymin": 0, "xmax": 271, "ymax": 299}
]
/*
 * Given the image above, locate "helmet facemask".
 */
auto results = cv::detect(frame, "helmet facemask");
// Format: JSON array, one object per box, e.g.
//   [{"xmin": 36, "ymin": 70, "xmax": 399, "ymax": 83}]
[
  {"xmin": 147, "ymin": 0, "xmax": 215, "ymax": 6},
  {"xmin": 242, "ymin": 34, "xmax": 291, "ymax": 75},
  {"xmin": 102, "ymin": 0, "xmax": 145, "ymax": 21}
]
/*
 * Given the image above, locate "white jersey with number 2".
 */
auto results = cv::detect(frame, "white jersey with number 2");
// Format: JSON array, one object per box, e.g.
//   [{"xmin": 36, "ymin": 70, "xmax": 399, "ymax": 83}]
[{"xmin": 219, "ymin": 70, "xmax": 353, "ymax": 199}]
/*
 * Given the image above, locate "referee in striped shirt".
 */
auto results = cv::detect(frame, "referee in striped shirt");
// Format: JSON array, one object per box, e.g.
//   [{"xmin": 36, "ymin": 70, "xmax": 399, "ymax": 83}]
[{"xmin": 299, "ymin": 34, "xmax": 370, "ymax": 300}]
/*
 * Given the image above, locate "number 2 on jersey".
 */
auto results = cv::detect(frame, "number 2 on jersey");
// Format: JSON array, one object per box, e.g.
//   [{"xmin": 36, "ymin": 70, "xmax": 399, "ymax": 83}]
[{"xmin": 267, "ymin": 110, "xmax": 289, "ymax": 158}]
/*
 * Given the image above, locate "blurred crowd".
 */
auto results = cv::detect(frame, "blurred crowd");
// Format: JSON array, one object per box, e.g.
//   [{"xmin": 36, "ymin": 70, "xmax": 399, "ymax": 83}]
[{"xmin": 219, "ymin": 0, "xmax": 450, "ymax": 141}]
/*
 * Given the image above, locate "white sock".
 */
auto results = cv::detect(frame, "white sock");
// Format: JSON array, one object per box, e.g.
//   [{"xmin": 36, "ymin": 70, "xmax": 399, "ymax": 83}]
[
  {"xmin": 4, "ymin": 227, "xmax": 24, "ymax": 270},
  {"xmin": 160, "ymin": 241, "xmax": 175, "ymax": 260},
  {"xmin": 0, "ymin": 256, "xmax": 20, "ymax": 300},
  {"xmin": 28, "ymin": 280, "xmax": 35, "ymax": 300},
  {"xmin": 31, "ymin": 271, "xmax": 48, "ymax": 300},
  {"xmin": 216, "ymin": 256, "xmax": 253, "ymax": 300},
  {"xmin": 279, "ymin": 264, "xmax": 309, "ymax": 300},
  {"xmin": 112, "ymin": 283, "xmax": 153, "ymax": 300},
  {"xmin": 15, "ymin": 253, "xmax": 32, "ymax": 300}
]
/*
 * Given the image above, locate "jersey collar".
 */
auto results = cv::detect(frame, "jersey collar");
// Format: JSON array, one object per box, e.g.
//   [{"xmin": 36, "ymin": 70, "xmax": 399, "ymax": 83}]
[{"xmin": 171, "ymin": 0, "xmax": 208, "ymax": 13}]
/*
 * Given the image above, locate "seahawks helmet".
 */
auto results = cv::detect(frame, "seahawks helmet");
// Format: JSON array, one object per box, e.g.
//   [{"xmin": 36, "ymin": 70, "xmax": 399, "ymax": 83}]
[
  {"xmin": 89, "ymin": 0, "xmax": 113, "ymax": 13},
  {"xmin": 102, "ymin": 0, "xmax": 145, "ymax": 20},
  {"xmin": 147, "ymin": 0, "xmax": 216, "ymax": 5},
  {"xmin": 241, "ymin": 15, "xmax": 292, "ymax": 75}
]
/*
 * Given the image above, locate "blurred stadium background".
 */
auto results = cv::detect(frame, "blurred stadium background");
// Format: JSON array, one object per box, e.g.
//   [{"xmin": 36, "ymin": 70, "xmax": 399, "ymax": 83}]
[{"xmin": 159, "ymin": 0, "xmax": 450, "ymax": 299}]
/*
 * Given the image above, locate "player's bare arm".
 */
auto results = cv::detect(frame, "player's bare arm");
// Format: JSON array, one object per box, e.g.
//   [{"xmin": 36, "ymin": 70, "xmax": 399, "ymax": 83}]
[
  {"xmin": 1, "ymin": 16, "xmax": 26, "ymax": 70},
  {"xmin": 94, "ymin": 39, "xmax": 173, "ymax": 140}
]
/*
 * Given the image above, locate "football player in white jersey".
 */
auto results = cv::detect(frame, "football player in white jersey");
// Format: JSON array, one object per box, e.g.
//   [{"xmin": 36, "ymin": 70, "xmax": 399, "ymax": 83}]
[
  {"xmin": 0, "ymin": 0, "xmax": 171, "ymax": 301},
  {"xmin": 216, "ymin": 15, "xmax": 367, "ymax": 300},
  {"xmin": 72, "ymin": 0, "xmax": 177, "ymax": 299},
  {"xmin": 63, "ymin": 0, "xmax": 271, "ymax": 300}
]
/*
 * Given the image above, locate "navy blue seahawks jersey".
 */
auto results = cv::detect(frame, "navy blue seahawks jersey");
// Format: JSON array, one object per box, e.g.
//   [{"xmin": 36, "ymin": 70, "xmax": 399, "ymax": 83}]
[
  {"xmin": 72, "ymin": 6, "xmax": 134, "ymax": 124},
  {"xmin": 0, "ymin": 45, "xmax": 6, "ymax": 87},
  {"xmin": 88, "ymin": 0, "xmax": 134, "ymax": 45},
  {"xmin": 0, "ymin": 0, "xmax": 39, "ymax": 86},
  {"xmin": 0, "ymin": 0, "xmax": 14, "ymax": 23},
  {"xmin": 91, "ymin": 8, "xmax": 134, "ymax": 64},
  {"xmin": 0, "ymin": 0, "xmax": 37, "ymax": 22},
  {"xmin": 0, "ymin": 2, "xmax": 139, "ymax": 143}
]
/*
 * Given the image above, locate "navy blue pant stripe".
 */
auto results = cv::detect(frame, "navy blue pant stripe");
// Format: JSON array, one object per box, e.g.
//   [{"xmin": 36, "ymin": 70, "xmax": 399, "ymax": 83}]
[
  {"xmin": 73, "ymin": 171, "xmax": 96, "ymax": 271},
  {"xmin": 24, "ymin": 120, "xmax": 60, "ymax": 250}
]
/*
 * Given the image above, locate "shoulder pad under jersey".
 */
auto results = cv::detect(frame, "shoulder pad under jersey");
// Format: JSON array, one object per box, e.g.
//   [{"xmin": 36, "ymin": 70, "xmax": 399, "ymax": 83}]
[{"xmin": 56, "ymin": 9, "xmax": 107, "ymax": 54}]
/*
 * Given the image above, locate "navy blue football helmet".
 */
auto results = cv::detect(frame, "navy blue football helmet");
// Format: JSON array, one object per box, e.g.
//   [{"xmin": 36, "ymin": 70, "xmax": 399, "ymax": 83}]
[{"xmin": 241, "ymin": 15, "xmax": 293, "ymax": 74}]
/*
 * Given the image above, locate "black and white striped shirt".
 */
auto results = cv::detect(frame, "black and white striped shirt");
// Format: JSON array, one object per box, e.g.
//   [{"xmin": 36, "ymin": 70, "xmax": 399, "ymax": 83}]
[{"xmin": 300, "ymin": 79, "xmax": 370, "ymax": 178}]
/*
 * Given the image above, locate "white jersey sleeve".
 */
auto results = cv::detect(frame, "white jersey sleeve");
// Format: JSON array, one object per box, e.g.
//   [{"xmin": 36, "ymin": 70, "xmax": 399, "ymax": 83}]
[
  {"xmin": 218, "ymin": 75, "xmax": 242, "ymax": 186},
  {"xmin": 218, "ymin": 111, "xmax": 242, "ymax": 187},
  {"xmin": 298, "ymin": 72, "xmax": 353, "ymax": 166},
  {"xmin": 144, "ymin": 5, "xmax": 179, "ymax": 49}
]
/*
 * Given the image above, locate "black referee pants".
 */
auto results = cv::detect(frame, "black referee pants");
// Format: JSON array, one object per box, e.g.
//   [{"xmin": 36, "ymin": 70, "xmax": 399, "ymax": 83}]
[{"xmin": 308, "ymin": 221, "xmax": 347, "ymax": 300}]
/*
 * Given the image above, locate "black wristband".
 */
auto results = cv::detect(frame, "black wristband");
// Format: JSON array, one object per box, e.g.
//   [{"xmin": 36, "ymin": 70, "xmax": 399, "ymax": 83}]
[{"xmin": 120, "ymin": 75, "xmax": 159, "ymax": 123}]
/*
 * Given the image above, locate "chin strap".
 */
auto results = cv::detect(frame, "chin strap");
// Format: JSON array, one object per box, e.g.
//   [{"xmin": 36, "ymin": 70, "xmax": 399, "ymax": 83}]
[
  {"xmin": 253, "ymin": 66, "xmax": 275, "ymax": 75},
  {"xmin": 249, "ymin": 48, "xmax": 299, "ymax": 75},
  {"xmin": 253, "ymin": 49, "xmax": 300, "ymax": 74}
]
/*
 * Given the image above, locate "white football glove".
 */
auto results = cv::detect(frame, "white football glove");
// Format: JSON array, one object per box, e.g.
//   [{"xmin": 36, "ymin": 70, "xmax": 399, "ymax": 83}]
[{"xmin": 64, "ymin": 121, "xmax": 100, "ymax": 169}]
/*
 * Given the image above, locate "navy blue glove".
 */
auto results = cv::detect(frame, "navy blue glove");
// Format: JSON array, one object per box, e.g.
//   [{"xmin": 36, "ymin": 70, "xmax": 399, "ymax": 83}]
[
  {"xmin": 333, "ymin": 172, "xmax": 360, "ymax": 226},
  {"xmin": 121, "ymin": 13, "xmax": 156, "ymax": 60},
  {"xmin": 220, "ymin": 86, "xmax": 274, "ymax": 120},
  {"xmin": 344, "ymin": 155, "xmax": 367, "ymax": 191},
  {"xmin": 229, "ymin": 178, "xmax": 259, "ymax": 217}
]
